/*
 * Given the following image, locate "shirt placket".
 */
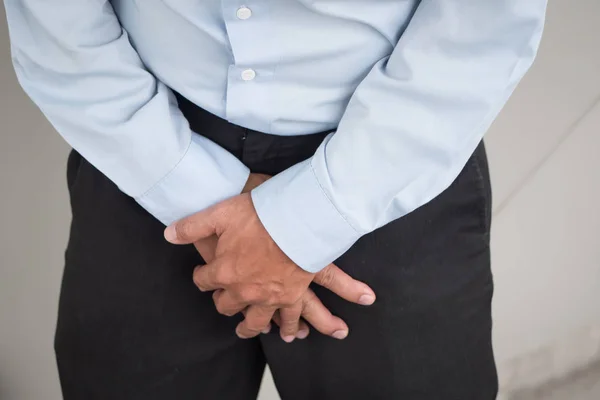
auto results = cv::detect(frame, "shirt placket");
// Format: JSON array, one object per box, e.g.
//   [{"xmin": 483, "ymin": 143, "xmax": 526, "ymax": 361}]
[{"xmin": 221, "ymin": 1, "xmax": 278, "ymax": 133}]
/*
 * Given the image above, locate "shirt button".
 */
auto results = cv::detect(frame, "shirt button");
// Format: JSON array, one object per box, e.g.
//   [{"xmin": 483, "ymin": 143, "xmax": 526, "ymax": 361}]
[
  {"xmin": 241, "ymin": 69, "xmax": 256, "ymax": 81},
  {"xmin": 236, "ymin": 6, "xmax": 252, "ymax": 20}
]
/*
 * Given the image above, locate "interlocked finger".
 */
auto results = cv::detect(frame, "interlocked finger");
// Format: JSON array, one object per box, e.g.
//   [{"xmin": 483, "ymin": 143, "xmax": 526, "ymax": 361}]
[
  {"xmin": 278, "ymin": 302, "xmax": 303, "ymax": 343},
  {"xmin": 300, "ymin": 289, "xmax": 349, "ymax": 340},
  {"xmin": 212, "ymin": 290, "xmax": 245, "ymax": 316},
  {"xmin": 192, "ymin": 259, "xmax": 226, "ymax": 292},
  {"xmin": 236, "ymin": 305, "xmax": 276, "ymax": 339}
]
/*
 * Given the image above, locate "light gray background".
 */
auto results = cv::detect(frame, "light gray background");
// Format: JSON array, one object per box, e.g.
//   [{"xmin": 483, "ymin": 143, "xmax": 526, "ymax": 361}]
[{"xmin": 1, "ymin": 1, "xmax": 599, "ymax": 399}]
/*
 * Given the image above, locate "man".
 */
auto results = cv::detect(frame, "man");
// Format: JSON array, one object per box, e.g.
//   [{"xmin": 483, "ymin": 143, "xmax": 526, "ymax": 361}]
[{"xmin": 5, "ymin": 0, "xmax": 547, "ymax": 399}]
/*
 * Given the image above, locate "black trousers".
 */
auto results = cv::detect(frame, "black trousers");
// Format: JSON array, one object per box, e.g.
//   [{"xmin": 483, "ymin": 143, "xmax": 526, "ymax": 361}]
[{"xmin": 55, "ymin": 93, "xmax": 498, "ymax": 400}]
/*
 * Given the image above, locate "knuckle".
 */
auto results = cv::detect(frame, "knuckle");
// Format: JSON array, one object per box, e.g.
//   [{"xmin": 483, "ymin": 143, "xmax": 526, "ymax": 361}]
[
  {"xmin": 266, "ymin": 293, "xmax": 291, "ymax": 308},
  {"xmin": 214, "ymin": 267, "xmax": 231, "ymax": 285},
  {"xmin": 301, "ymin": 299, "xmax": 315, "ymax": 314},
  {"xmin": 281, "ymin": 299, "xmax": 296, "ymax": 308},
  {"xmin": 271, "ymin": 284, "xmax": 285, "ymax": 298},
  {"xmin": 263, "ymin": 296, "xmax": 280, "ymax": 308},
  {"xmin": 281, "ymin": 293, "xmax": 300, "ymax": 307},
  {"xmin": 301, "ymin": 294, "xmax": 318, "ymax": 314},
  {"xmin": 215, "ymin": 302, "xmax": 228, "ymax": 315},
  {"xmin": 265, "ymin": 284, "xmax": 286, "ymax": 306},
  {"xmin": 212, "ymin": 204, "xmax": 231, "ymax": 234},
  {"xmin": 238, "ymin": 288, "xmax": 255, "ymax": 303},
  {"xmin": 221, "ymin": 308, "xmax": 236, "ymax": 317},
  {"xmin": 214, "ymin": 300, "xmax": 235, "ymax": 317},
  {"xmin": 236, "ymin": 328, "xmax": 253, "ymax": 339},
  {"xmin": 230, "ymin": 289, "xmax": 247, "ymax": 303},
  {"xmin": 316, "ymin": 266, "xmax": 336, "ymax": 287},
  {"xmin": 196, "ymin": 285, "xmax": 209, "ymax": 293},
  {"xmin": 193, "ymin": 275, "xmax": 208, "ymax": 292},
  {"xmin": 245, "ymin": 319, "xmax": 265, "ymax": 333}
]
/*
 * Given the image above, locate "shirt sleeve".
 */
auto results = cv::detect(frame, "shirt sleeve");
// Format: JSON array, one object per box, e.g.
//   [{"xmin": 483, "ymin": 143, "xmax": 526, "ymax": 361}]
[
  {"xmin": 252, "ymin": 0, "xmax": 548, "ymax": 273},
  {"xmin": 4, "ymin": 0, "xmax": 250, "ymax": 225}
]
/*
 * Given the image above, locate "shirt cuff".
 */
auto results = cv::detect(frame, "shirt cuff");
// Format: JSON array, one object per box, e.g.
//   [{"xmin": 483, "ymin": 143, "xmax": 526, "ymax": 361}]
[
  {"xmin": 251, "ymin": 158, "xmax": 362, "ymax": 273},
  {"xmin": 136, "ymin": 133, "xmax": 250, "ymax": 225}
]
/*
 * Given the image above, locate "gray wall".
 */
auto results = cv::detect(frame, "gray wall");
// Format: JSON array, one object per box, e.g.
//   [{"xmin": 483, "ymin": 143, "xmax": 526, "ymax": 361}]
[{"xmin": 1, "ymin": 1, "xmax": 599, "ymax": 399}]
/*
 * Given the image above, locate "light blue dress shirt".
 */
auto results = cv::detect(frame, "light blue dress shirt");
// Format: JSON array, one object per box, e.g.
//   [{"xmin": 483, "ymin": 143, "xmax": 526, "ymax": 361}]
[{"xmin": 5, "ymin": 0, "xmax": 547, "ymax": 272}]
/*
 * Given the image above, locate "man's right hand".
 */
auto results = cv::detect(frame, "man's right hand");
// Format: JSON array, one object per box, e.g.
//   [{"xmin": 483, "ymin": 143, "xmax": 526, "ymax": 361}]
[
  {"xmin": 193, "ymin": 172, "xmax": 271, "ymax": 262},
  {"xmin": 192, "ymin": 174, "xmax": 375, "ymax": 343}
]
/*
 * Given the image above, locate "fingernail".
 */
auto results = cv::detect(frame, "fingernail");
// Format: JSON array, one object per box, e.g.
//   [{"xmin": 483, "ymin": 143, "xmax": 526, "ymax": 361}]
[
  {"xmin": 282, "ymin": 335, "xmax": 295, "ymax": 343},
  {"xmin": 262, "ymin": 325, "xmax": 271, "ymax": 334},
  {"xmin": 164, "ymin": 225, "xmax": 177, "ymax": 243},
  {"xmin": 296, "ymin": 329, "xmax": 309, "ymax": 340},
  {"xmin": 358, "ymin": 294, "xmax": 375, "ymax": 306},
  {"xmin": 332, "ymin": 330, "xmax": 348, "ymax": 340}
]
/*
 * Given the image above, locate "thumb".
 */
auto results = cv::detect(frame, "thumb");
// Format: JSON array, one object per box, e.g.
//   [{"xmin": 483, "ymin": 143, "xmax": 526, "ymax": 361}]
[
  {"xmin": 164, "ymin": 207, "xmax": 218, "ymax": 244},
  {"xmin": 313, "ymin": 264, "xmax": 376, "ymax": 306}
]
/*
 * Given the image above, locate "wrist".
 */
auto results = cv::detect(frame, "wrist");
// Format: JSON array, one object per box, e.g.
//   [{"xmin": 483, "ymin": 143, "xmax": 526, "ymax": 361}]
[{"xmin": 242, "ymin": 173, "xmax": 271, "ymax": 193}]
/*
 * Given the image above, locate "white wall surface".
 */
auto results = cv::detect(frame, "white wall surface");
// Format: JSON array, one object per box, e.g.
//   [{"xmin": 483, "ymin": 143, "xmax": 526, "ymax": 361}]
[
  {"xmin": 0, "ymin": 1, "xmax": 598, "ymax": 399},
  {"xmin": 486, "ymin": 0, "xmax": 600, "ymax": 393}
]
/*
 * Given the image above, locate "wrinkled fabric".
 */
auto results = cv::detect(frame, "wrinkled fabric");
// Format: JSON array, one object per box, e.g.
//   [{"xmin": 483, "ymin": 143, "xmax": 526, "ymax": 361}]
[{"xmin": 5, "ymin": 0, "xmax": 547, "ymax": 271}]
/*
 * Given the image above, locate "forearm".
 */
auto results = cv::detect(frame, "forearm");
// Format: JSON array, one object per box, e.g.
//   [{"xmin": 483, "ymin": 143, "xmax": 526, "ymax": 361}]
[
  {"xmin": 5, "ymin": 0, "xmax": 250, "ymax": 224},
  {"xmin": 252, "ymin": 0, "xmax": 548, "ymax": 272}
]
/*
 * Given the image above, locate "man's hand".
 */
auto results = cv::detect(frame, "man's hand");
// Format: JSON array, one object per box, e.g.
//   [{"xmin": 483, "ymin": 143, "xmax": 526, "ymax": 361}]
[
  {"xmin": 193, "ymin": 173, "xmax": 270, "ymax": 261},
  {"xmin": 165, "ymin": 193, "xmax": 315, "ymax": 336},
  {"xmin": 165, "ymin": 183, "xmax": 376, "ymax": 342},
  {"xmin": 175, "ymin": 172, "xmax": 375, "ymax": 342},
  {"xmin": 215, "ymin": 262, "xmax": 375, "ymax": 342},
  {"xmin": 198, "ymin": 240, "xmax": 376, "ymax": 343}
]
